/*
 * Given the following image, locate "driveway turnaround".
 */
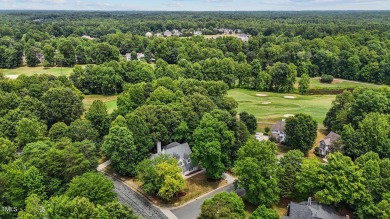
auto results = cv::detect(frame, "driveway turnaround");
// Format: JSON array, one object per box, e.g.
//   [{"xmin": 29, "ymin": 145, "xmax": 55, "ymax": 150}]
[
  {"xmin": 171, "ymin": 184, "xmax": 236, "ymax": 219},
  {"xmin": 109, "ymin": 176, "xmax": 168, "ymax": 219}
]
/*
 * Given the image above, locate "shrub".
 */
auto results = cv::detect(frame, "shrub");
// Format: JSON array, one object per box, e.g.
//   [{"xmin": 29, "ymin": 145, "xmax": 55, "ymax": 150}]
[
  {"xmin": 320, "ymin": 74, "xmax": 334, "ymax": 83},
  {"xmin": 264, "ymin": 127, "xmax": 270, "ymax": 134}
]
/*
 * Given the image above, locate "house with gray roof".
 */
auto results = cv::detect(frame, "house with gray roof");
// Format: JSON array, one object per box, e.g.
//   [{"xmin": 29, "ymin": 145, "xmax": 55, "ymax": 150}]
[
  {"xmin": 284, "ymin": 198, "xmax": 346, "ymax": 219},
  {"xmin": 153, "ymin": 142, "xmax": 199, "ymax": 176},
  {"xmin": 271, "ymin": 119, "xmax": 286, "ymax": 143},
  {"xmin": 318, "ymin": 131, "xmax": 341, "ymax": 156}
]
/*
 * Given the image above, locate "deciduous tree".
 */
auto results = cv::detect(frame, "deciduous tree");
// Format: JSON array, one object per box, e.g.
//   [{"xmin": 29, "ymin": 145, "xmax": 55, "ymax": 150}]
[
  {"xmin": 199, "ymin": 192, "xmax": 245, "ymax": 219},
  {"xmin": 285, "ymin": 113, "xmax": 317, "ymax": 154},
  {"xmin": 101, "ymin": 126, "xmax": 137, "ymax": 176},
  {"xmin": 233, "ymin": 139, "xmax": 279, "ymax": 206},
  {"xmin": 249, "ymin": 205, "xmax": 279, "ymax": 219},
  {"xmin": 65, "ymin": 172, "xmax": 116, "ymax": 205},
  {"xmin": 298, "ymin": 73, "xmax": 310, "ymax": 94}
]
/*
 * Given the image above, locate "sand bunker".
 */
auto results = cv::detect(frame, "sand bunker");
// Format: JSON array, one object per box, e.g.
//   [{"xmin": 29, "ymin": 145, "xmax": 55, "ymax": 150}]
[
  {"xmin": 284, "ymin": 114, "xmax": 294, "ymax": 118},
  {"xmin": 5, "ymin": 75, "xmax": 18, "ymax": 79},
  {"xmin": 262, "ymin": 102, "xmax": 271, "ymax": 105},
  {"xmin": 256, "ymin": 94, "xmax": 268, "ymax": 97},
  {"xmin": 284, "ymin": 96, "xmax": 296, "ymax": 99}
]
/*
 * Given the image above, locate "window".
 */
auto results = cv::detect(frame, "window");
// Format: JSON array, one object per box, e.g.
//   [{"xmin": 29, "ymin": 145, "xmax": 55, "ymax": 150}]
[{"xmin": 187, "ymin": 158, "xmax": 191, "ymax": 164}]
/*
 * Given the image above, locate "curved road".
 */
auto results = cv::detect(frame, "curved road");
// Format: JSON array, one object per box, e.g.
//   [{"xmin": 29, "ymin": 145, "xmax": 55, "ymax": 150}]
[{"xmin": 170, "ymin": 184, "xmax": 237, "ymax": 219}]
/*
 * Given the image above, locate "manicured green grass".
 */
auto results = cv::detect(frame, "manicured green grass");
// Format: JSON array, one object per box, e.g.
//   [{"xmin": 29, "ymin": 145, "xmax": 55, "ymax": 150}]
[
  {"xmin": 1, "ymin": 65, "xmax": 84, "ymax": 77},
  {"xmin": 83, "ymin": 95, "xmax": 118, "ymax": 114},
  {"xmin": 295, "ymin": 77, "xmax": 383, "ymax": 90},
  {"xmin": 228, "ymin": 89, "xmax": 335, "ymax": 127}
]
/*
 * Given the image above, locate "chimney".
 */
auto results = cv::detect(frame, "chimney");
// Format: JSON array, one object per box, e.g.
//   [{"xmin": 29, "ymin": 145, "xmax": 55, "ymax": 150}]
[
  {"xmin": 308, "ymin": 197, "xmax": 312, "ymax": 206},
  {"xmin": 157, "ymin": 142, "xmax": 162, "ymax": 154}
]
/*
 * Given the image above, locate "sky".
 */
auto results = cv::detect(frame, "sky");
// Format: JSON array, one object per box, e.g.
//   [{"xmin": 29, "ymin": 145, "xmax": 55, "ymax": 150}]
[{"xmin": 0, "ymin": 0, "xmax": 389, "ymax": 11}]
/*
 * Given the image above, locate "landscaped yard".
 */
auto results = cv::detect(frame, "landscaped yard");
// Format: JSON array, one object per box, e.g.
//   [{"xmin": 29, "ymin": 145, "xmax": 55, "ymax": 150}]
[
  {"xmin": 83, "ymin": 95, "xmax": 118, "ymax": 113},
  {"xmin": 228, "ymin": 89, "xmax": 335, "ymax": 127},
  {"xmin": 1, "ymin": 65, "xmax": 82, "ymax": 77},
  {"xmin": 125, "ymin": 171, "xmax": 227, "ymax": 207}
]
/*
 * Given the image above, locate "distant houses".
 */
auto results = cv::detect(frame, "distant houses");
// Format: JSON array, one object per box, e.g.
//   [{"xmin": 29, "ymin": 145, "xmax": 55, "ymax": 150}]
[
  {"xmin": 145, "ymin": 28, "xmax": 249, "ymax": 38},
  {"xmin": 125, "ymin": 53, "xmax": 131, "ymax": 61},
  {"xmin": 318, "ymin": 132, "xmax": 341, "ymax": 156},
  {"xmin": 172, "ymin": 29, "xmax": 181, "ymax": 36},
  {"xmin": 193, "ymin": 30, "xmax": 203, "ymax": 36},
  {"xmin": 163, "ymin": 30, "xmax": 172, "ymax": 37},
  {"xmin": 136, "ymin": 53, "xmax": 145, "ymax": 61},
  {"xmin": 81, "ymin": 35, "xmax": 95, "ymax": 40},
  {"xmin": 145, "ymin": 32, "xmax": 153, "ymax": 37},
  {"xmin": 271, "ymin": 119, "xmax": 286, "ymax": 143},
  {"xmin": 152, "ymin": 142, "xmax": 199, "ymax": 176}
]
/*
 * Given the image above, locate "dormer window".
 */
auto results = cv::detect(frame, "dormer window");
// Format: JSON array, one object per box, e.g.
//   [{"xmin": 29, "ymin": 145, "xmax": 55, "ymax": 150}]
[
  {"xmin": 178, "ymin": 159, "xmax": 185, "ymax": 167},
  {"xmin": 187, "ymin": 158, "xmax": 191, "ymax": 164}
]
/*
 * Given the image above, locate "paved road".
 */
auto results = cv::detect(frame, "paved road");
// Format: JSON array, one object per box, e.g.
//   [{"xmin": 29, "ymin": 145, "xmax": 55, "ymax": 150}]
[
  {"xmin": 171, "ymin": 184, "xmax": 236, "ymax": 219},
  {"xmin": 108, "ymin": 175, "xmax": 168, "ymax": 219}
]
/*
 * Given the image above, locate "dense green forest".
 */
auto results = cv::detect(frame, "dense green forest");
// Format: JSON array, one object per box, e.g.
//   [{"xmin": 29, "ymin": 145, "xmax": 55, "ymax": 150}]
[{"xmin": 1, "ymin": 11, "xmax": 389, "ymax": 89}]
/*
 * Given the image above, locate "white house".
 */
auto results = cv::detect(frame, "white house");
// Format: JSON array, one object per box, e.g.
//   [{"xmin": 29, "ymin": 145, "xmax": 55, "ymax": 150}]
[
  {"xmin": 136, "ymin": 53, "xmax": 145, "ymax": 61},
  {"xmin": 145, "ymin": 32, "xmax": 153, "ymax": 37},
  {"xmin": 164, "ymin": 30, "xmax": 172, "ymax": 37},
  {"xmin": 172, "ymin": 29, "xmax": 181, "ymax": 36},
  {"xmin": 81, "ymin": 35, "xmax": 94, "ymax": 40},
  {"xmin": 271, "ymin": 119, "xmax": 286, "ymax": 143},
  {"xmin": 125, "ymin": 53, "xmax": 131, "ymax": 61},
  {"xmin": 194, "ymin": 30, "xmax": 202, "ymax": 36}
]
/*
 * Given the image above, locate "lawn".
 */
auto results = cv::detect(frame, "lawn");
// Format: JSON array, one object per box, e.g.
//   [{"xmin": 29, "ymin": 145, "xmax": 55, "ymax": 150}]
[
  {"xmin": 228, "ymin": 89, "xmax": 335, "ymax": 127},
  {"xmin": 124, "ymin": 171, "xmax": 227, "ymax": 207},
  {"xmin": 83, "ymin": 95, "xmax": 118, "ymax": 113},
  {"xmin": 1, "ymin": 65, "xmax": 84, "ymax": 77},
  {"xmin": 295, "ymin": 77, "xmax": 383, "ymax": 90}
]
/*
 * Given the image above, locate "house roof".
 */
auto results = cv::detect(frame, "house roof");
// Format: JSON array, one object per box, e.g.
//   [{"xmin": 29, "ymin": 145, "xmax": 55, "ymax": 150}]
[
  {"xmin": 322, "ymin": 131, "xmax": 341, "ymax": 146},
  {"xmin": 284, "ymin": 201, "xmax": 345, "ymax": 219},
  {"xmin": 272, "ymin": 120, "xmax": 286, "ymax": 131},
  {"xmin": 153, "ymin": 142, "xmax": 195, "ymax": 173}
]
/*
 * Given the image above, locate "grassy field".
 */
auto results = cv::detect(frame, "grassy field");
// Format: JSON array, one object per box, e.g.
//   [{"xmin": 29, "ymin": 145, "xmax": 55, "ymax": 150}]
[
  {"xmin": 83, "ymin": 95, "xmax": 118, "ymax": 113},
  {"xmin": 228, "ymin": 89, "xmax": 335, "ymax": 127},
  {"xmin": 1, "ymin": 65, "xmax": 83, "ymax": 77},
  {"xmin": 295, "ymin": 77, "xmax": 383, "ymax": 90}
]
